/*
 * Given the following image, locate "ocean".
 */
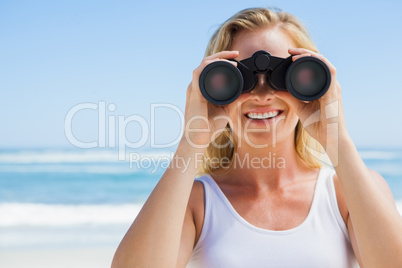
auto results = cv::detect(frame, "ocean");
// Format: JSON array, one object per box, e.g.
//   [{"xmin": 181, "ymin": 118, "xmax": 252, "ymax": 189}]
[{"xmin": 0, "ymin": 148, "xmax": 401, "ymax": 250}]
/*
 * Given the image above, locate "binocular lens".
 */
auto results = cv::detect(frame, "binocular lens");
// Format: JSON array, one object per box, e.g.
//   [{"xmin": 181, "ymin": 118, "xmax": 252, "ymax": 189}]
[
  {"xmin": 203, "ymin": 63, "xmax": 242, "ymax": 103},
  {"xmin": 199, "ymin": 53, "xmax": 331, "ymax": 105},
  {"xmin": 289, "ymin": 61, "xmax": 327, "ymax": 97}
]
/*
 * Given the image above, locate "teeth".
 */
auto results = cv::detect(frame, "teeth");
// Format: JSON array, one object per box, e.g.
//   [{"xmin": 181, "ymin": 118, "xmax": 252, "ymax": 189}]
[{"xmin": 247, "ymin": 111, "xmax": 280, "ymax": 119}]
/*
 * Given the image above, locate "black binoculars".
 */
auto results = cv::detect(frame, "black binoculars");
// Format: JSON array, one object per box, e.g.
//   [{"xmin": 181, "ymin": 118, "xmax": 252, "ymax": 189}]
[{"xmin": 199, "ymin": 50, "xmax": 331, "ymax": 105}]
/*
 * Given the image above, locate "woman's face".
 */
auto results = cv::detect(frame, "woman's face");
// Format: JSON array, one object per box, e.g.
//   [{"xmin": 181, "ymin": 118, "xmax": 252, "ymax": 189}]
[{"xmin": 226, "ymin": 27, "xmax": 300, "ymax": 149}]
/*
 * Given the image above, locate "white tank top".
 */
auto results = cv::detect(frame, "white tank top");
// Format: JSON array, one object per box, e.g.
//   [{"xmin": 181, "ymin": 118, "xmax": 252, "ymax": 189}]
[{"xmin": 187, "ymin": 167, "xmax": 359, "ymax": 267}]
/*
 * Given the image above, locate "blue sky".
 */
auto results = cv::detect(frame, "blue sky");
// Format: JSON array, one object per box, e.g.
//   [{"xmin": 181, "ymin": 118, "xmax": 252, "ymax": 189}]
[{"xmin": 1, "ymin": 0, "xmax": 401, "ymax": 149}]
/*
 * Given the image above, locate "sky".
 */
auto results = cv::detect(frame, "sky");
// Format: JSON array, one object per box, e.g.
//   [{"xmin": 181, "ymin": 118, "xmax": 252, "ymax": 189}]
[{"xmin": 1, "ymin": 0, "xmax": 402, "ymax": 150}]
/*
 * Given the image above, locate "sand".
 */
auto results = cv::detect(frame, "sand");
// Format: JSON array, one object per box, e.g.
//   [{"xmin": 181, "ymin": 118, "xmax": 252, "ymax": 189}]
[
  {"xmin": 0, "ymin": 247, "xmax": 117, "ymax": 268},
  {"xmin": 1, "ymin": 203, "xmax": 400, "ymax": 268}
]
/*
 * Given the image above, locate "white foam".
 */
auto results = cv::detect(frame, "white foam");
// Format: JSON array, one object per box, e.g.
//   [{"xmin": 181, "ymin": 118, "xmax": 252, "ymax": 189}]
[
  {"xmin": 0, "ymin": 163, "xmax": 142, "ymax": 174},
  {"xmin": 358, "ymin": 150, "xmax": 401, "ymax": 160},
  {"xmin": 2, "ymin": 200, "xmax": 400, "ymax": 228},
  {"xmin": 364, "ymin": 163, "xmax": 402, "ymax": 176},
  {"xmin": 1, "ymin": 149, "xmax": 399, "ymax": 164},
  {"xmin": 0, "ymin": 150, "xmax": 174, "ymax": 164},
  {"xmin": 0, "ymin": 203, "xmax": 144, "ymax": 227}
]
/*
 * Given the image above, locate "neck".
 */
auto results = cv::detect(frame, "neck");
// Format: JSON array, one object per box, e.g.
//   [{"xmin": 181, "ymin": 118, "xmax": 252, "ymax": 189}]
[{"xmin": 223, "ymin": 134, "xmax": 315, "ymax": 191}]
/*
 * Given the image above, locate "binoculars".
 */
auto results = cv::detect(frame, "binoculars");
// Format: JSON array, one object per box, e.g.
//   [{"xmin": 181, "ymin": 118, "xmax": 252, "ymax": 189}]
[{"xmin": 199, "ymin": 50, "xmax": 331, "ymax": 105}]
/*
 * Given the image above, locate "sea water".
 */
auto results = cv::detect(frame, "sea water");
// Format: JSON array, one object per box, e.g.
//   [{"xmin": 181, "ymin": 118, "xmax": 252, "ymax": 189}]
[{"xmin": 0, "ymin": 148, "xmax": 401, "ymax": 250}]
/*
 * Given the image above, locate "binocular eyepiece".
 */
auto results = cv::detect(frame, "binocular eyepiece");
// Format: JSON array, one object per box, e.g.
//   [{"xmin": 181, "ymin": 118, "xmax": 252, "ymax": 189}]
[{"xmin": 199, "ymin": 50, "xmax": 331, "ymax": 105}]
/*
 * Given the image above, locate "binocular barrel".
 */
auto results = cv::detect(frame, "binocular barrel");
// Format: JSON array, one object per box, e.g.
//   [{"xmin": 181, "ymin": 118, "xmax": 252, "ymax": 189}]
[{"xmin": 199, "ymin": 50, "xmax": 331, "ymax": 105}]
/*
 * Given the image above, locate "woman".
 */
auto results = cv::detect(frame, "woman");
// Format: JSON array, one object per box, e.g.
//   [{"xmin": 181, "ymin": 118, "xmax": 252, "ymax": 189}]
[{"xmin": 112, "ymin": 8, "xmax": 402, "ymax": 268}]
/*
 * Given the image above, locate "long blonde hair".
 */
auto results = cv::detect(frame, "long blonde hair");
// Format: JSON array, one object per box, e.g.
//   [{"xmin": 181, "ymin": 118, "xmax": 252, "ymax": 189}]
[{"xmin": 198, "ymin": 7, "xmax": 326, "ymax": 176}]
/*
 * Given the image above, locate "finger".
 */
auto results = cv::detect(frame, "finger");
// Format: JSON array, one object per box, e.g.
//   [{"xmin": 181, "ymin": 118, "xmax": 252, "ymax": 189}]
[
  {"xmin": 289, "ymin": 48, "xmax": 336, "ymax": 74},
  {"xmin": 289, "ymin": 48, "xmax": 323, "ymax": 61},
  {"xmin": 292, "ymin": 53, "xmax": 311, "ymax": 61},
  {"xmin": 205, "ymin": 50, "xmax": 239, "ymax": 60},
  {"xmin": 208, "ymin": 58, "xmax": 238, "ymax": 67},
  {"xmin": 201, "ymin": 57, "xmax": 239, "ymax": 69},
  {"xmin": 191, "ymin": 52, "xmax": 240, "ymax": 104},
  {"xmin": 288, "ymin": 47, "xmax": 316, "ymax": 55},
  {"xmin": 193, "ymin": 58, "xmax": 238, "ymax": 79},
  {"xmin": 199, "ymin": 58, "xmax": 238, "ymax": 71}
]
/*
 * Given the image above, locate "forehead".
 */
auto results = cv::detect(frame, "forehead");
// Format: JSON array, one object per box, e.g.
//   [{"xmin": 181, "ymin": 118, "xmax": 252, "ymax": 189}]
[{"xmin": 230, "ymin": 27, "xmax": 295, "ymax": 60}]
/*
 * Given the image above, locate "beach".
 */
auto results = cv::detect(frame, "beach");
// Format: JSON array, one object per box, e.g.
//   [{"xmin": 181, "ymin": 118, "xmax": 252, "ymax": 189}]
[
  {"xmin": 0, "ymin": 247, "xmax": 116, "ymax": 268},
  {"xmin": 0, "ymin": 148, "xmax": 401, "ymax": 267},
  {"xmin": 1, "ymin": 203, "xmax": 401, "ymax": 268}
]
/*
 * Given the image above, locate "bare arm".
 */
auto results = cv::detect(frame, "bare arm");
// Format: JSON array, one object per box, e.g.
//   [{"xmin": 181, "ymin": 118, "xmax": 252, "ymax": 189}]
[
  {"xmin": 275, "ymin": 47, "xmax": 402, "ymax": 267},
  {"xmin": 328, "ymin": 136, "xmax": 402, "ymax": 267},
  {"xmin": 111, "ymin": 50, "xmax": 239, "ymax": 268},
  {"xmin": 111, "ymin": 140, "xmax": 203, "ymax": 268}
]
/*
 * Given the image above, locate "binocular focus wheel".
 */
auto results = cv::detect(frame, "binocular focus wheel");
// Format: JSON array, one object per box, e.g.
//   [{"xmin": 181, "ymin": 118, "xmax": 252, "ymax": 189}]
[{"xmin": 199, "ymin": 61, "xmax": 244, "ymax": 105}]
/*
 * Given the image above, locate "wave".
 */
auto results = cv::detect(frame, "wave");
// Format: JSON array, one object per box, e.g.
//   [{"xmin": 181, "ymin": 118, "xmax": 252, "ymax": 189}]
[
  {"xmin": 0, "ymin": 163, "xmax": 145, "ymax": 174},
  {"xmin": 358, "ymin": 150, "xmax": 401, "ymax": 160},
  {"xmin": 0, "ymin": 203, "xmax": 143, "ymax": 227},
  {"xmin": 0, "ymin": 149, "xmax": 175, "ymax": 164},
  {"xmin": 1, "ymin": 201, "xmax": 401, "ymax": 228},
  {"xmin": 0, "ymin": 148, "xmax": 400, "ymax": 164}
]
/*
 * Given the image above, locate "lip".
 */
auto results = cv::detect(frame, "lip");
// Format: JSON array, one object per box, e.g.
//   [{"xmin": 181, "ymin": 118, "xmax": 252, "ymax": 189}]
[
  {"xmin": 245, "ymin": 108, "xmax": 283, "ymax": 114},
  {"xmin": 243, "ymin": 109, "xmax": 284, "ymax": 125}
]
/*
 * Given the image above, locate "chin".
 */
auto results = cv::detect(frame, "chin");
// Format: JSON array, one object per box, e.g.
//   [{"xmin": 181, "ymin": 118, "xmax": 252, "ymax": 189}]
[{"xmin": 237, "ymin": 132, "xmax": 286, "ymax": 149}]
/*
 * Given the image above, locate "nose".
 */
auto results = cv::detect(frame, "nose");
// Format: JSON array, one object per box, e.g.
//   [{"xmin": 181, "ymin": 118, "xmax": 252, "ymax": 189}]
[{"xmin": 249, "ymin": 74, "xmax": 276, "ymax": 102}]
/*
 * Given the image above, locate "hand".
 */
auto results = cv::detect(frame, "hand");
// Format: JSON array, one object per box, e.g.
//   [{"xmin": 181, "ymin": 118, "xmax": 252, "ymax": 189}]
[
  {"xmin": 182, "ymin": 51, "xmax": 239, "ymax": 149},
  {"xmin": 273, "ymin": 48, "xmax": 349, "ymax": 148}
]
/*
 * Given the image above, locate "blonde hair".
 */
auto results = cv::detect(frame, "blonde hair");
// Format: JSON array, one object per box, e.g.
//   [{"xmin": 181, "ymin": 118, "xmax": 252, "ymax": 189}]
[{"xmin": 198, "ymin": 7, "xmax": 326, "ymax": 176}]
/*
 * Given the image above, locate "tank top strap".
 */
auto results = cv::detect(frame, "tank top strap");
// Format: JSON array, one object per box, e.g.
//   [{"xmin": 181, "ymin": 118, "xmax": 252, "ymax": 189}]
[{"xmin": 319, "ymin": 167, "xmax": 351, "ymax": 242}]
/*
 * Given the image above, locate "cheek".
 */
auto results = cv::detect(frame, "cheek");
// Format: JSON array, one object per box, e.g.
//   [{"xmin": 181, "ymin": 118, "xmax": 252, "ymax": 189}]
[
  {"xmin": 270, "ymin": 104, "xmax": 299, "ymax": 133},
  {"xmin": 225, "ymin": 94, "xmax": 254, "ymax": 126},
  {"xmin": 224, "ymin": 99, "xmax": 246, "ymax": 127},
  {"xmin": 281, "ymin": 109, "xmax": 299, "ymax": 130},
  {"xmin": 226, "ymin": 106, "xmax": 243, "ymax": 131}
]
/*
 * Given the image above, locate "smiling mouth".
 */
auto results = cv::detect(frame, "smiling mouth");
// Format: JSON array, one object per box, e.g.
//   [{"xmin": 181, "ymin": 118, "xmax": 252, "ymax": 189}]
[{"xmin": 245, "ymin": 110, "xmax": 284, "ymax": 120}]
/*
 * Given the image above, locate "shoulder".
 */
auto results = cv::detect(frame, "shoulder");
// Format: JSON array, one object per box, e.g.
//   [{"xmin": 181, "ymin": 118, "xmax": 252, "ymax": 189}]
[
  {"xmin": 189, "ymin": 179, "xmax": 206, "ymax": 209},
  {"xmin": 331, "ymin": 170, "xmax": 349, "ymax": 224},
  {"xmin": 188, "ymin": 179, "xmax": 206, "ymax": 245}
]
